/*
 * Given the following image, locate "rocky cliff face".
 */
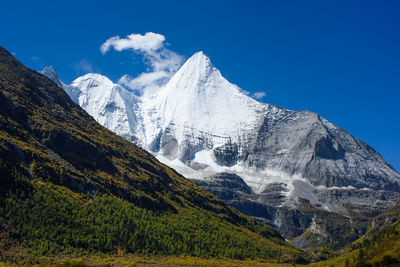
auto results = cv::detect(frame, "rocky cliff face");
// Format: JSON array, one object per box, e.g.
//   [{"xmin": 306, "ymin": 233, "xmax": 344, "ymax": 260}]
[{"xmin": 42, "ymin": 51, "xmax": 400, "ymax": 245}]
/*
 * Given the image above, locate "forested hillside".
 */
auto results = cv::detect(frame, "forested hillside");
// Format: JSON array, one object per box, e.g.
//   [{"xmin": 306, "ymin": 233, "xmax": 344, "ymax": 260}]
[{"xmin": 311, "ymin": 201, "xmax": 400, "ymax": 266}]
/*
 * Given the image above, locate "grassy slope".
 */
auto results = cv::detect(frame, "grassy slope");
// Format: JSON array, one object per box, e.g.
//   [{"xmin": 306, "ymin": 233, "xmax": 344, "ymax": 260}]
[
  {"xmin": 290, "ymin": 201, "xmax": 373, "ymax": 251},
  {"xmin": 1, "ymin": 254, "xmax": 296, "ymax": 267},
  {"xmin": 309, "ymin": 201, "xmax": 400, "ymax": 267},
  {"xmin": 0, "ymin": 47, "xmax": 303, "ymax": 264}
]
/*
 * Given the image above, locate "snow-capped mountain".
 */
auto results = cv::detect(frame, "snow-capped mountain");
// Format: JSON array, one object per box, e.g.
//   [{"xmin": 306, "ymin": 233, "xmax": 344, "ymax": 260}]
[
  {"xmin": 141, "ymin": 52, "xmax": 267, "ymax": 162},
  {"xmin": 42, "ymin": 67, "xmax": 143, "ymax": 143},
  {"xmin": 41, "ymin": 52, "xmax": 400, "ymax": 239},
  {"xmin": 68, "ymin": 73, "xmax": 144, "ymax": 143}
]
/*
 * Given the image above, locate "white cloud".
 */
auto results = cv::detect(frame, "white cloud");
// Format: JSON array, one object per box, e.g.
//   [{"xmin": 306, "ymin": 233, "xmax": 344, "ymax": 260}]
[
  {"xmin": 100, "ymin": 32, "xmax": 184, "ymax": 94},
  {"xmin": 11, "ymin": 51, "xmax": 17, "ymax": 56},
  {"xmin": 252, "ymin": 91, "xmax": 266, "ymax": 99},
  {"xmin": 74, "ymin": 59, "xmax": 93, "ymax": 73},
  {"xmin": 118, "ymin": 71, "xmax": 169, "ymax": 92},
  {"xmin": 31, "ymin": 56, "xmax": 41, "ymax": 63},
  {"xmin": 240, "ymin": 89, "xmax": 250, "ymax": 95},
  {"xmin": 100, "ymin": 32, "xmax": 165, "ymax": 55}
]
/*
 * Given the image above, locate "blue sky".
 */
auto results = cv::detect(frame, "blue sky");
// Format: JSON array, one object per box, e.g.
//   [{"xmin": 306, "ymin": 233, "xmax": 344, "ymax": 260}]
[{"xmin": 1, "ymin": 0, "xmax": 399, "ymax": 170}]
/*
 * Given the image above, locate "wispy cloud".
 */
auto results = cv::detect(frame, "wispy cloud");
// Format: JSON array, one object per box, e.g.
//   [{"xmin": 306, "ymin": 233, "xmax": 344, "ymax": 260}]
[
  {"xmin": 101, "ymin": 32, "xmax": 165, "ymax": 55},
  {"xmin": 74, "ymin": 59, "xmax": 93, "ymax": 73},
  {"xmin": 31, "ymin": 56, "xmax": 41, "ymax": 63},
  {"xmin": 240, "ymin": 89, "xmax": 250, "ymax": 95},
  {"xmin": 252, "ymin": 91, "xmax": 266, "ymax": 100},
  {"xmin": 11, "ymin": 51, "xmax": 17, "ymax": 56},
  {"xmin": 101, "ymin": 32, "xmax": 184, "ymax": 94}
]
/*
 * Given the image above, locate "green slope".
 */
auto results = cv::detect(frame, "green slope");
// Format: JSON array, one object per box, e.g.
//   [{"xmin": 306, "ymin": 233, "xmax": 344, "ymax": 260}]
[
  {"xmin": 0, "ymin": 47, "xmax": 303, "ymax": 264},
  {"xmin": 310, "ymin": 201, "xmax": 400, "ymax": 267}
]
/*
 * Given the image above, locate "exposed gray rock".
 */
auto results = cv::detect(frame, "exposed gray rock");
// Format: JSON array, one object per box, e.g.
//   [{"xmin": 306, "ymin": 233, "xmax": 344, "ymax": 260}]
[
  {"xmin": 192, "ymin": 171, "xmax": 400, "ymax": 248},
  {"xmin": 192, "ymin": 172, "xmax": 252, "ymax": 201}
]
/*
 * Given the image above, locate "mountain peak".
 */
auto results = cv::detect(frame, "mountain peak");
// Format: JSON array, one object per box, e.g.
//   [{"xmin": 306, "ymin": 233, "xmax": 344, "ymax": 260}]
[
  {"xmin": 70, "ymin": 73, "xmax": 118, "ymax": 95},
  {"xmin": 72, "ymin": 73, "xmax": 113, "ymax": 87},
  {"xmin": 41, "ymin": 66, "xmax": 63, "ymax": 88},
  {"xmin": 140, "ymin": 49, "xmax": 267, "ymax": 147},
  {"xmin": 42, "ymin": 65, "xmax": 57, "ymax": 74},
  {"xmin": 175, "ymin": 51, "xmax": 215, "ymax": 80},
  {"xmin": 188, "ymin": 51, "xmax": 211, "ymax": 64}
]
